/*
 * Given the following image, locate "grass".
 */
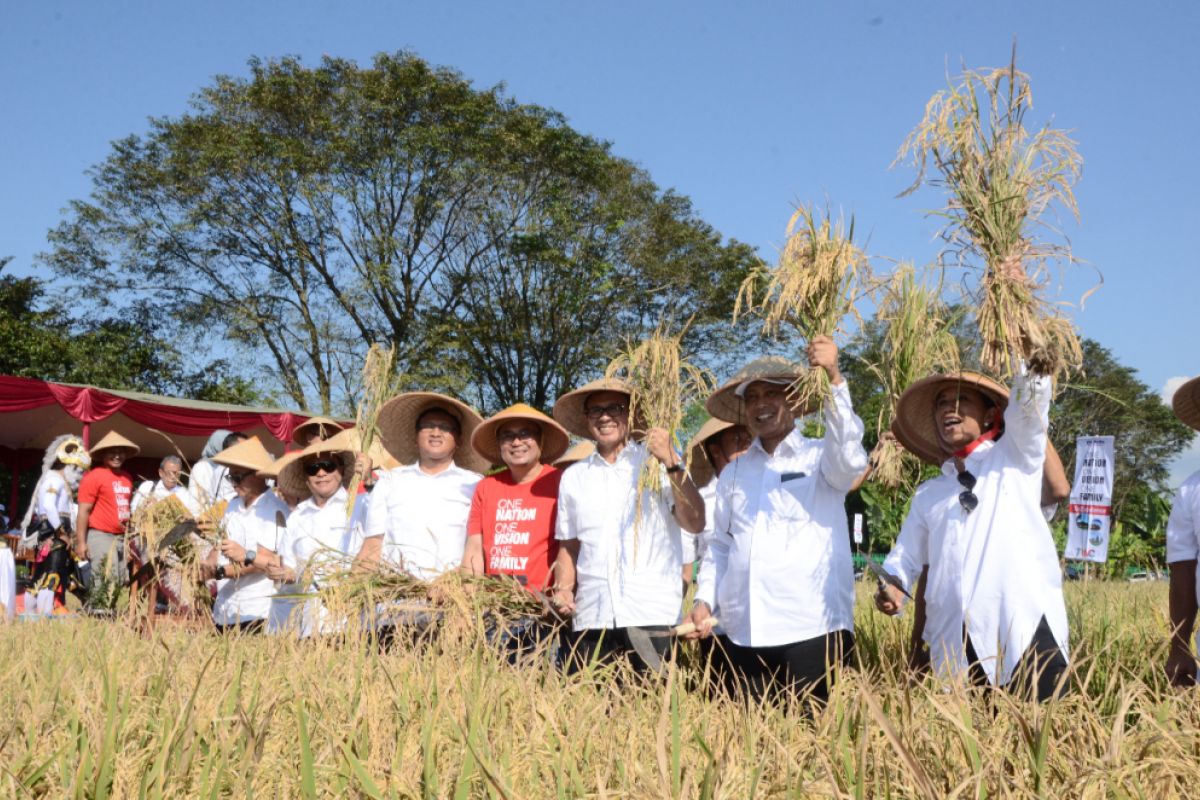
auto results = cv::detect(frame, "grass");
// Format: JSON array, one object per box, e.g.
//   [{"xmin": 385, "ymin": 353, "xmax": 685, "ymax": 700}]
[{"xmin": 3, "ymin": 582, "xmax": 1198, "ymax": 797}]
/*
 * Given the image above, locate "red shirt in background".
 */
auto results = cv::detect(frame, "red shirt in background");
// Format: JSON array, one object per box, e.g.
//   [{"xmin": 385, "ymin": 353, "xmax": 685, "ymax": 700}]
[
  {"xmin": 467, "ymin": 464, "xmax": 562, "ymax": 592},
  {"xmin": 78, "ymin": 466, "xmax": 134, "ymax": 534}
]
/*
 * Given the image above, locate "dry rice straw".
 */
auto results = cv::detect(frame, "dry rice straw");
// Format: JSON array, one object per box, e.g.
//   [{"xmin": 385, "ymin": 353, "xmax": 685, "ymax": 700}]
[
  {"xmin": 894, "ymin": 52, "xmax": 1086, "ymax": 382},
  {"xmin": 346, "ymin": 343, "xmax": 396, "ymax": 519},
  {"xmin": 735, "ymin": 204, "xmax": 871, "ymax": 412}
]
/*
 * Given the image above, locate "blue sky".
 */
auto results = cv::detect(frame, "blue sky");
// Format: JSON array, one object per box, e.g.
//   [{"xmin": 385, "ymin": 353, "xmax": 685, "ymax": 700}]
[{"xmin": 3, "ymin": 1, "xmax": 1198, "ymax": 482}]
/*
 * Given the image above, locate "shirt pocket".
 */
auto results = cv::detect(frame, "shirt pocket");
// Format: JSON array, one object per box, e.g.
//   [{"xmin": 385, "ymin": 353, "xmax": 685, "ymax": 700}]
[{"xmin": 764, "ymin": 472, "xmax": 814, "ymax": 531}]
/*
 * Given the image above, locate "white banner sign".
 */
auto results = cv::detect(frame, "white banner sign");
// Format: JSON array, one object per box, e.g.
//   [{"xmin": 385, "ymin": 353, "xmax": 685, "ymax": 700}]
[
  {"xmin": 1065, "ymin": 435, "xmax": 1115, "ymax": 563},
  {"xmin": 852, "ymin": 513, "xmax": 863, "ymax": 545}
]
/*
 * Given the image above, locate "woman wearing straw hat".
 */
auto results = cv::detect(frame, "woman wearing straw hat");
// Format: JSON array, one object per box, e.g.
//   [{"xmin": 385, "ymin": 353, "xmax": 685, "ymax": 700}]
[
  {"xmin": 682, "ymin": 418, "xmax": 752, "ymax": 586},
  {"xmin": 357, "ymin": 392, "xmax": 487, "ymax": 580},
  {"xmin": 685, "ymin": 339, "xmax": 868, "ymax": 702},
  {"xmin": 1166, "ymin": 376, "xmax": 1200, "ymax": 687},
  {"xmin": 875, "ymin": 364, "xmax": 1070, "ymax": 701},
  {"xmin": 265, "ymin": 430, "xmax": 368, "ymax": 637},
  {"xmin": 550, "ymin": 377, "xmax": 706, "ymax": 674},
  {"xmin": 463, "ymin": 403, "xmax": 570, "ymax": 661},
  {"xmin": 195, "ymin": 437, "xmax": 291, "ymax": 634},
  {"xmin": 74, "ymin": 431, "xmax": 140, "ymax": 585}
]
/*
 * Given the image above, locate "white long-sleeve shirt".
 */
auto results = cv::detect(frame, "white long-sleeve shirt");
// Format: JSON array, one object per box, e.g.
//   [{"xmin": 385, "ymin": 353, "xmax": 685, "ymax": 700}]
[
  {"xmin": 212, "ymin": 491, "xmax": 290, "ymax": 626},
  {"xmin": 275, "ymin": 488, "xmax": 366, "ymax": 637},
  {"xmin": 883, "ymin": 366, "xmax": 1069, "ymax": 687},
  {"xmin": 695, "ymin": 381, "xmax": 868, "ymax": 647},
  {"xmin": 556, "ymin": 441, "xmax": 687, "ymax": 630},
  {"xmin": 363, "ymin": 463, "xmax": 482, "ymax": 580},
  {"xmin": 1166, "ymin": 469, "xmax": 1200, "ymax": 652},
  {"xmin": 132, "ymin": 480, "xmax": 201, "ymax": 516},
  {"xmin": 35, "ymin": 471, "xmax": 73, "ymax": 530}
]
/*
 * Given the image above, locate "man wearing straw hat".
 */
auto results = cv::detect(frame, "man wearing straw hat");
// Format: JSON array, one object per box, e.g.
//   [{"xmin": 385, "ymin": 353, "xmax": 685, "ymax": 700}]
[
  {"xmin": 686, "ymin": 339, "xmax": 868, "ymax": 701},
  {"xmin": 264, "ymin": 430, "xmax": 368, "ymax": 637},
  {"xmin": 682, "ymin": 418, "xmax": 752, "ymax": 586},
  {"xmin": 197, "ymin": 437, "xmax": 291, "ymax": 634},
  {"xmin": 875, "ymin": 364, "xmax": 1070, "ymax": 701},
  {"xmin": 1166, "ymin": 375, "xmax": 1200, "ymax": 687},
  {"xmin": 550, "ymin": 377, "xmax": 706, "ymax": 673},
  {"xmin": 463, "ymin": 403, "xmax": 571, "ymax": 660},
  {"xmin": 292, "ymin": 416, "xmax": 346, "ymax": 449},
  {"xmin": 357, "ymin": 392, "xmax": 488, "ymax": 581},
  {"xmin": 75, "ymin": 431, "xmax": 140, "ymax": 583}
]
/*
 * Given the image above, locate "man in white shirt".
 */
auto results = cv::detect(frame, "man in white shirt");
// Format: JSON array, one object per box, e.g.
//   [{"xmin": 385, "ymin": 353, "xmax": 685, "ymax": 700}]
[
  {"xmin": 875, "ymin": 362, "xmax": 1070, "ymax": 701},
  {"xmin": 687, "ymin": 338, "xmax": 868, "ymax": 701},
  {"xmin": 200, "ymin": 437, "xmax": 290, "ymax": 633},
  {"xmin": 550, "ymin": 377, "xmax": 706, "ymax": 673},
  {"xmin": 132, "ymin": 455, "xmax": 201, "ymax": 516},
  {"xmin": 1166, "ymin": 375, "xmax": 1200, "ymax": 687}
]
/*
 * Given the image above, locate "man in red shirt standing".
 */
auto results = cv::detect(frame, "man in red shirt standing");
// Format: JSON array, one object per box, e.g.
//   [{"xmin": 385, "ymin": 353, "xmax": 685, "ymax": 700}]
[
  {"xmin": 75, "ymin": 432, "xmax": 138, "ymax": 585},
  {"xmin": 463, "ymin": 403, "xmax": 570, "ymax": 661}
]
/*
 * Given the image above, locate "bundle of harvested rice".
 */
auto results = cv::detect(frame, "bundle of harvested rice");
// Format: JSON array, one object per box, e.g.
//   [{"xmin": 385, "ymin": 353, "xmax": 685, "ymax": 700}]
[
  {"xmin": 869, "ymin": 266, "xmax": 961, "ymax": 487},
  {"xmin": 127, "ymin": 494, "xmax": 218, "ymax": 612},
  {"xmin": 346, "ymin": 343, "xmax": 397, "ymax": 518},
  {"xmin": 895, "ymin": 53, "xmax": 1084, "ymax": 381},
  {"xmin": 735, "ymin": 204, "xmax": 871, "ymax": 411}
]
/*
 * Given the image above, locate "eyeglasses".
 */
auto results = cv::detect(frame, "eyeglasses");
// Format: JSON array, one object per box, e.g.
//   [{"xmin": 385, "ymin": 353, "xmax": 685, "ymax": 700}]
[
  {"xmin": 497, "ymin": 429, "xmax": 540, "ymax": 445},
  {"xmin": 228, "ymin": 471, "xmax": 250, "ymax": 485},
  {"xmin": 957, "ymin": 469, "xmax": 978, "ymax": 514},
  {"xmin": 416, "ymin": 420, "xmax": 459, "ymax": 435},
  {"xmin": 584, "ymin": 403, "xmax": 628, "ymax": 421},
  {"xmin": 304, "ymin": 459, "xmax": 340, "ymax": 477}
]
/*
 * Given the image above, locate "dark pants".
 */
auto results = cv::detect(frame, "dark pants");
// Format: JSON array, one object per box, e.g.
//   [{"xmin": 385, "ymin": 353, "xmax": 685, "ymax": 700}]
[
  {"xmin": 721, "ymin": 630, "xmax": 856, "ymax": 703},
  {"xmin": 214, "ymin": 619, "xmax": 265, "ymax": 635},
  {"xmin": 485, "ymin": 615, "xmax": 561, "ymax": 667},
  {"xmin": 965, "ymin": 615, "xmax": 1068, "ymax": 702},
  {"xmin": 562, "ymin": 626, "xmax": 674, "ymax": 674}
]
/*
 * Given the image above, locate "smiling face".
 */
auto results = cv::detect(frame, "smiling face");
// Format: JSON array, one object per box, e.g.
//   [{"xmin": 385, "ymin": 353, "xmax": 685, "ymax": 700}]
[
  {"xmin": 584, "ymin": 391, "xmax": 630, "ymax": 451},
  {"xmin": 497, "ymin": 420, "xmax": 542, "ymax": 469},
  {"xmin": 415, "ymin": 408, "xmax": 460, "ymax": 465},
  {"xmin": 100, "ymin": 448, "xmax": 131, "ymax": 470},
  {"xmin": 933, "ymin": 386, "xmax": 999, "ymax": 451},
  {"xmin": 303, "ymin": 454, "xmax": 345, "ymax": 502},
  {"xmin": 741, "ymin": 382, "xmax": 795, "ymax": 447}
]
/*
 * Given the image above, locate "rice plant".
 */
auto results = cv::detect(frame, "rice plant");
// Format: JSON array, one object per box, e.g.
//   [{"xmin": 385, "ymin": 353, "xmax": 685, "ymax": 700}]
[{"xmin": 346, "ymin": 342, "xmax": 397, "ymax": 518}]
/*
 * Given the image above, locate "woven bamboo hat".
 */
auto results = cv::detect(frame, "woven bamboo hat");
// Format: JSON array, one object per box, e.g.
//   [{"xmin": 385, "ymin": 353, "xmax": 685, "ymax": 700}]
[
  {"xmin": 275, "ymin": 429, "xmax": 359, "ymax": 500},
  {"xmin": 891, "ymin": 372, "xmax": 1009, "ymax": 466},
  {"xmin": 1172, "ymin": 376, "xmax": 1200, "ymax": 431},
  {"xmin": 471, "ymin": 403, "xmax": 570, "ymax": 466},
  {"xmin": 686, "ymin": 417, "xmax": 738, "ymax": 487},
  {"xmin": 260, "ymin": 449, "xmax": 303, "ymax": 479},
  {"xmin": 211, "ymin": 436, "xmax": 275, "ymax": 474},
  {"xmin": 554, "ymin": 440, "xmax": 595, "ymax": 467},
  {"xmin": 706, "ymin": 356, "xmax": 811, "ymax": 423},
  {"xmin": 88, "ymin": 431, "xmax": 141, "ymax": 458},
  {"xmin": 377, "ymin": 391, "xmax": 488, "ymax": 473},
  {"xmin": 291, "ymin": 416, "xmax": 346, "ymax": 447},
  {"xmin": 552, "ymin": 378, "xmax": 633, "ymax": 439}
]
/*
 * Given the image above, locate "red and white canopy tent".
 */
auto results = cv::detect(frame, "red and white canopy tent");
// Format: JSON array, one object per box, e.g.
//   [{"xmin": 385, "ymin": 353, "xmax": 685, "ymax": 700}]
[{"xmin": 0, "ymin": 375, "xmax": 323, "ymax": 518}]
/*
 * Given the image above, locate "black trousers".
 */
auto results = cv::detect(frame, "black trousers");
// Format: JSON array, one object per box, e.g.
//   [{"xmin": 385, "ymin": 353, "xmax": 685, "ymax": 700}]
[
  {"xmin": 214, "ymin": 619, "xmax": 264, "ymax": 635},
  {"xmin": 562, "ymin": 626, "xmax": 674, "ymax": 675},
  {"xmin": 964, "ymin": 615, "xmax": 1068, "ymax": 702},
  {"xmin": 719, "ymin": 630, "xmax": 856, "ymax": 703}
]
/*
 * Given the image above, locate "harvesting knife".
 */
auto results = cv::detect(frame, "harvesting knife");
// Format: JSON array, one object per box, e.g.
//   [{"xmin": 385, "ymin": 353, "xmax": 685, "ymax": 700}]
[{"xmin": 865, "ymin": 560, "xmax": 911, "ymax": 599}]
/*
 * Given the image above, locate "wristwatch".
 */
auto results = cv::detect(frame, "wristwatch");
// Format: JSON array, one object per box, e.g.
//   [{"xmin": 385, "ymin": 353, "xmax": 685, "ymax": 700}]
[
  {"xmin": 244, "ymin": 549, "xmax": 257, "ymax": 567},
  {"xmin": 665, "ymin": 463, "xmax": 685, "ymax": 475},
  {"xmin": 215, "ymin": 565, "xmax": 227, "ymax": 581}
]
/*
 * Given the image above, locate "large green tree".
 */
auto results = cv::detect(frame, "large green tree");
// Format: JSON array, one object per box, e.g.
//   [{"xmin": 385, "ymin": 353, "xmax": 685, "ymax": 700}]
[{"xmin": 44, "ymin": 52, "xmax": 760, "ymax": 414}]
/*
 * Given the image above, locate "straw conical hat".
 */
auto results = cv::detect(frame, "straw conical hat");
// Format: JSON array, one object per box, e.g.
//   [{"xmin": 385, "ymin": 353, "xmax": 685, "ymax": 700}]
[
  {"xmin": 686, "ymin": 417, "xmax": 737, "ymax": 487},
  {"xmin": 891, "ymin": 372, "xmax": 1009, "ymax": 466},
  {"xmin": 471, "ymin": 403, "xmax": 570, "ymax": 466},
  {"xmin": 376, "ymin": 392, "xmax": 489, "ymax": 473},
  {"xmin": 275, "ymin": 429, "xmax": 360, "ymax": 500},
  {"xmin": 260, "ymin": 449, "xmax": 303, "ymax": 479},
  {"xmin": 554, "ymin": 440, "xmax": 595, "ymax": 467},
  {"xmin": 1172, "ymin": 376, "xmax": 1200, "ymax": 431},
  {"xmin": 706, "ymin": 356, "xmax": 811, "ymax": 423},
  {"xmin": 291, "ymin": 416, "xmax": 346, "ymax": 446},
  {"xmin": 552, "ymin": 378, "xmax": 633, "ymax": 439},
  {"xmin": 211, "ymin": 436, "xmax": 276, "ymax": 474},
  {"xmin": 88, "ymin": 431, "xmax": 141, "ymax": 458}
]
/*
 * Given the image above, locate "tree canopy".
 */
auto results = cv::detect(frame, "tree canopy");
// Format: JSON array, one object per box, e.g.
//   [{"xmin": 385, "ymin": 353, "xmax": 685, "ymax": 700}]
[{"xmin": 44, "ymin": 52, "xmax": 760, "ymax": 414}]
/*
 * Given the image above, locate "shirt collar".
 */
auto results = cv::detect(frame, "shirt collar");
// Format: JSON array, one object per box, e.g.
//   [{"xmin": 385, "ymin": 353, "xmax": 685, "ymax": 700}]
[
  {"xmin": 585, "ymin": 439, "xmax": 643, "ymax": 467},
  {"xmin": 749, "ymin": 424, "xmax": 804, "ymax": 459},
  {"xmin": 952, "ymin": 427, "xmax": 1000, "ymax": 459},
  {"xmin": 940, "ymin": 436, "xmax": 997, "ymax": 476}
]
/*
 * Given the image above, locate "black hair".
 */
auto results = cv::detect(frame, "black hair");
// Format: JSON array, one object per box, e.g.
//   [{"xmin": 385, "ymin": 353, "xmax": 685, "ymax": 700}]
[{"xmin": 222, "ymin": 431, "xmax": 248, "ymax": 450}]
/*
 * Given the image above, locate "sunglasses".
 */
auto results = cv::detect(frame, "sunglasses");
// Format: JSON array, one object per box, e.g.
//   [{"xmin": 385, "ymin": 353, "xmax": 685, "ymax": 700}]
[
  {"xmin": 585, "ymin": 403, "xmax": 628, "ymax": 421},
  {"xmin": 228, "ymin": 471, "xmax": 251, "ymax": 485},
  {"xmin": 497, "ymin": 429, "xmax": 540, "ymax": 445},
  {"xmin": 304, "ymin": 458, "xmax": 340, "ymax": 477},
  {"xmin": 957, "ymin": 469, "xmax": 978, "ymax": 514}
]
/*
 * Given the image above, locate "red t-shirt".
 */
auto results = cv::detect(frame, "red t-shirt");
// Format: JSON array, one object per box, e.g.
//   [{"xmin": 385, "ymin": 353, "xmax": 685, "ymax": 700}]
[
  {"xmin": 78, "ymin": 466, "xmax": 134, "ymax": 534},
  {"xmin": 467, "ymin": 464, "xmax": 562, "ymax": 592}
]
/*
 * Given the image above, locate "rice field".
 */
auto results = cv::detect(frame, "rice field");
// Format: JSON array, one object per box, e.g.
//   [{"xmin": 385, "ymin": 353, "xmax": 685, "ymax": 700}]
[{"xmin": 1, "ymin": 581, "xmax": 1197, "ymax": 798}]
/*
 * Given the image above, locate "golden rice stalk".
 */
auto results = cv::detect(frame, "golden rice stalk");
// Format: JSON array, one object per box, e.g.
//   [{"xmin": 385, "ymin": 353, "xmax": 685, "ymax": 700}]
[
  {"xmin": 894, "ymin": 52, "xmax": 1084, "ymax": 381},
  {"xmin": 127, "ymin": 495, "xmax": 217, "ymax": 613},
  {"xmin": 346, "ymin": 343, "xmax": 397, "ymax": 519},
  {"xmin": 869, "ymin": 266, "xmax": 961, "ymax": 487},
  {"xmin": 735, "ymin": 204, "xmax": 870, "ymax": 411}
]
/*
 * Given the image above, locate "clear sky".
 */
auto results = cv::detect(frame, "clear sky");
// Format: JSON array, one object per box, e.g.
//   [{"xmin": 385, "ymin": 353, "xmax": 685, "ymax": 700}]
[{"xmin": 4, "ymin": 0, "xmax": 1198, "ymax": 481}]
